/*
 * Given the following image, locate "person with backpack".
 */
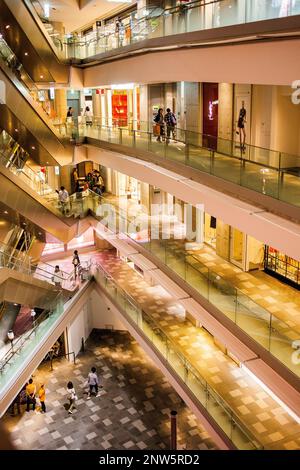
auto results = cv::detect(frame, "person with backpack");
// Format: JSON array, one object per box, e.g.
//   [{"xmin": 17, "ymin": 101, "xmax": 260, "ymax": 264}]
[
  {"xmin": 164, "ymin": 108, "xmax": 177, "ymax": 143},
  {"xmin": 154, "ymin": 108, "xmax": 165, "ymax": 142}
]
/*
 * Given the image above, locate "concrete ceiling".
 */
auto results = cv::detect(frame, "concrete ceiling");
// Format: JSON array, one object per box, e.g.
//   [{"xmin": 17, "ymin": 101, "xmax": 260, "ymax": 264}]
[{"xmin": 37, "ymin": 0, "xmax": 131, "ymax": 32}]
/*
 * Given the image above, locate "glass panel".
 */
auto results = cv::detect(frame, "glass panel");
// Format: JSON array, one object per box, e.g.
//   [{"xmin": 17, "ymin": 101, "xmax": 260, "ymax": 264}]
[{"xmin": 236, "ymin": 292, "xmax": 271, "ymax": 350}]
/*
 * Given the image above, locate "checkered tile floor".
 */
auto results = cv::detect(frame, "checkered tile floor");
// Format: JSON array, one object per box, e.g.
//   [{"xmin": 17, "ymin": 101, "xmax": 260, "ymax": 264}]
[
  {"xmin": 2, "ymin": 331, "xmax": 216, "ymax": 451},
  {"xmin": 91, "ymin": 250, "xmax": 300, "ymax": 450}
]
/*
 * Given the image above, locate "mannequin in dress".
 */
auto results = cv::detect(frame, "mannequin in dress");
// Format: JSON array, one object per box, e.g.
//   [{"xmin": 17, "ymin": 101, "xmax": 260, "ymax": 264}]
[{"xmin": 237, "ymin": 101, "xmax": 247, "ymax": 151}]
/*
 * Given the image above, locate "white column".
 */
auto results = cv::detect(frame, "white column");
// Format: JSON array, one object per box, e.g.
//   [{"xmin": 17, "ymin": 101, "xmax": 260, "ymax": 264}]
[
  {"xmin": 133, "ymin": 85, "xmax": 138, "ymax": 130},
  {"xmin": 106, "ymin": 89, "xmax": 112, "ymax": 127}
]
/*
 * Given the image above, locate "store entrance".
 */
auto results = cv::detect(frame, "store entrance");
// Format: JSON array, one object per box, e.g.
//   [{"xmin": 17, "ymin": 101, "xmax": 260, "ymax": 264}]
[{"xmin": 229, "ymin": 227, "xmax": 244, "ymax": 269}]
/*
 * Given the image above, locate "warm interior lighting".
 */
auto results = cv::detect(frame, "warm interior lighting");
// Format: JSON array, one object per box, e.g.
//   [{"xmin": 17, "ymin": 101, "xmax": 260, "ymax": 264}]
[
  {"xmin": 111, "ymin": 83, "xmax": 134, "ymax": 90},
  {"xmin": 242, "ymin": 364, "xmax": 300, "ymax": 424}
]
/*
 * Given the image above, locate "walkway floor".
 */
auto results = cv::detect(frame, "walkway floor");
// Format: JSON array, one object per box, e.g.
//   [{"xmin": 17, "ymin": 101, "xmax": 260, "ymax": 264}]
[
  {"xmin": 2, "ymin": 331, "xmax": 216, "ymax": 451},
  {"xmin": 89, "ymin": 249, "xmax": 300, "ymax": 450},
  {"xmin": 84, "ymin": 125, "xmax": 300, "ymax": 208}
]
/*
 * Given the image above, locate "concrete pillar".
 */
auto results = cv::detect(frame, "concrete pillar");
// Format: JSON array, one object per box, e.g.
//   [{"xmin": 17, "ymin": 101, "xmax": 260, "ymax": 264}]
[
  {"xmin": 92, "ymin": 90, "xmax": 101, "ymax": 118},
  {"xmin": 133, "ymin": 86, "xmax": 138, "ymax": 129},
  {"xmin": 140, "ymin": 85, "xmax": 149, "ymax": 130},
  {"xmin": 140, "ymin": 182, "xmax": 150, "ymax": 211},
  {"xmin": 218, "ymin": 83, "xmax": 234, "ymax": 141},
  {"xmin": 106, "ymin": 89, "xmax": 112, "ymax": 126},
  {"xmin": 100, "ymin": 92, "xmax": 106, "ymax": 125},
  {"xmin": 54, "ymin": 89, "xmax": 67, "ymax": 121}
]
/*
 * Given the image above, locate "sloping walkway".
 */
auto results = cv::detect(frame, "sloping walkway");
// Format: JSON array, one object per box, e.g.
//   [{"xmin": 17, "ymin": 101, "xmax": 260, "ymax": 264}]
[{"xmin": 93, "ymin": 249, "xmax": 300, "ymax": 450}]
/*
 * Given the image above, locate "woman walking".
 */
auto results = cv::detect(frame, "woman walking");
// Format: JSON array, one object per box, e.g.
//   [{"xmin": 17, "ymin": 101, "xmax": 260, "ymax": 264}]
[
  {"xmin": 67, "ymin": 381, "xmax": 77, "ymax": 414},
  {"xmin": 72, "ymin": 250, "xmax": 80, "ymax": 280}
]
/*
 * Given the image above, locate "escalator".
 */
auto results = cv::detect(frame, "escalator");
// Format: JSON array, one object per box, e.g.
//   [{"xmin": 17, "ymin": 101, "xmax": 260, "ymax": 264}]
[
  {"xmin": 0, "ymin": 242, "xmax": 77, "ymax": 307},
  {"xmin": 0, "ymin": 120, "xmax": 93, "ymax": 242},
  {"xmin": 0, "ymin": 49, "xmax": 73, "ymax": 166},
  {"xmin": 0, "ymin": 0, "xmax": 70, "ymax": 83}
]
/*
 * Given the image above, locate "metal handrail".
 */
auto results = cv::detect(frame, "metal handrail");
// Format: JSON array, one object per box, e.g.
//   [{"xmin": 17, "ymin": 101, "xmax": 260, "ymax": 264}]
[
  {"xmin": 95, "ymin": 260, "xmax": 262, "ymax": 449},
  {"xmin": 0, "ymin": 294, "xmax": 62, "ymax": 373},
  {"xmin": 92, "ymin": 194, "xmax": 300, "ymax": 346}
]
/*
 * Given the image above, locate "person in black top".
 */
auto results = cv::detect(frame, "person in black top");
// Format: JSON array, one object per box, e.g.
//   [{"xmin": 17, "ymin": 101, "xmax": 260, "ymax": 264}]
[
  {"xmin": 237, "ymin": 101, "xmax": 247, "ymax": 151},
  {"xmin": 72, "ymin": 250, "xmax": 80, "ymax": 279},
  {"xmin": 67, "ymin": 107, "xmax": 74, "ymax": 118},
  {"xmin": 154, "ymin": 108, "xmax": 165, "ymax": 142}
]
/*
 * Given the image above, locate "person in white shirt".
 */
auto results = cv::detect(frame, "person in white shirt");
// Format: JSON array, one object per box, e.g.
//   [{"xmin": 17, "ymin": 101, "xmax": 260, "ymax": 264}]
[
  {"xmin": 52, "ymin": 265, "xmax": 63, "ymax": 287},
  {"xmin": 87, "ymin": 367, "xmax": 101, "ymax": 399},
  {"xmin": 56, "ymin": 186, "xmax": 69, "ymax": 214},
  {"xmin": 83, "ymin": 106, "xmax": 93, "ymax": 126},
  {"xmin": 67, "ymin": 381, "xmax": 77, "ymax": 414}
]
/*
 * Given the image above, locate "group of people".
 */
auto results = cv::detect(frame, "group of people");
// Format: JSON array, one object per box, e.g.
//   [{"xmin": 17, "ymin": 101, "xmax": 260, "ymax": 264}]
[
  {"xmin": 10, "ymin": 366, "xmax": 101, "ymax": 417},
  {"xmin": 67, "ymin": 106, "xmax": 93, "ymax": 126},
  {"xmin": 154, "ymin": 108, "xmax": 177, "ymax": 143},
  {"xmin": 10, "ymin": 379, "xmax": 46, "ymax": 416},
  {"xmin": 67, "ymin": 366, "xmax": 101, "ymax": 414},
  {"xmin": 72, "ymin": 168, "xmax": 104, "ymax": 197}
]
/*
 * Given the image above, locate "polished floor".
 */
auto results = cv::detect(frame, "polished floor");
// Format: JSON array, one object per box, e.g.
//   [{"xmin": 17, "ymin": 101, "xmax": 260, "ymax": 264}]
[
  {"xmin": 82, "ymin": 125, "xmax": 300, "ymax": 208},
  {"xmin": 81, "ymin": 249, "xmax": 300, "ymax": 450},
  {"xmin": 93, "ymin": 191, "xmax": 300, "ymax": 376},
  {"xmin": 2, "ymin": 330, "xmax": 216, "ymax": 451},
  {"xmin": 143, "ymin": 238, "xmax": 300, "ymax": 376}
]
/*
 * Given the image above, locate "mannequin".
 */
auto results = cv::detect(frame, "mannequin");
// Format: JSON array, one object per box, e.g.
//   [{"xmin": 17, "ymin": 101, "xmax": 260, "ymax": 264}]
[{"xmin": 237, "ymin": 101, "xmax": 247, "ymax": 152}]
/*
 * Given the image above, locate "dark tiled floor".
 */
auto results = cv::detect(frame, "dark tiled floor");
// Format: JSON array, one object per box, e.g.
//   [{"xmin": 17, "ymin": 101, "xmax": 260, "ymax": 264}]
[{"xmin": 2, "ymin": 330, "xmax": 216, "ymax": 450}]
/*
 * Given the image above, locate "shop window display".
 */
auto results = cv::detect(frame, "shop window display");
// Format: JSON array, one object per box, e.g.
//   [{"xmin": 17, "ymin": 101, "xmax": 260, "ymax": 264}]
[{"xmin": 264, "ymin": 246, "xmax": 300, "ymax": 289}]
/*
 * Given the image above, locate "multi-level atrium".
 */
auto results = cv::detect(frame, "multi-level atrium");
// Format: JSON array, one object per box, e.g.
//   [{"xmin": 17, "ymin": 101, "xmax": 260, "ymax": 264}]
[{"xmin": 0, "ymin": 0, "xmax": 300, "ymax": 457}]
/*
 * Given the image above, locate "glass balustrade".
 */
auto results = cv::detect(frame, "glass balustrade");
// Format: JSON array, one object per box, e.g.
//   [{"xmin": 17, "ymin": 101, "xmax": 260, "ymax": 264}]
[
  {"xmin": 28, "ymin": 0, "xmax": 300, "ymax": 60},
  {"xmin": 74, "ymin": 120, "xmax": 300, "ymax": 209},
  {"xmin": 91, "ymin": 194, "xmax": 300, "ymax": 378},
  {"xmin": 94, "ymin": 262, "xmax": 262, "ymax": 450},
  {"xmin": 0, "ymin": 129, "xmax": 99, "ymax": 220},
  {"xmin": 0, "ymin": 241, "xmax": 76, "ymax": 291},
  {"xmin": 0, "ymin": 293, "xmax": 64, "ymax": 389}
]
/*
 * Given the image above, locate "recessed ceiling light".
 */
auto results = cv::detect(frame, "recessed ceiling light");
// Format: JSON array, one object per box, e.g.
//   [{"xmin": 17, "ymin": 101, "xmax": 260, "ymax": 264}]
[
  {"xmin": 40, "ymin": 75, "xmax": 44, "ymax": 79},
  {"xmin": 22, "ymin": 222, "xmax": 27, "ymax": 226},
  {"xmin": 31, "ymin": 146, "xmax": 35, "ymax": 150},
  {"xmin": 38, "ymin": 232, "xmax": 42, "ymax": 236},
  {"xmin": 24, "ymin": 52, "xmax": 28, "ymax": 56},
  {"xmin": 4, "ymin": 211, "xmax": 8, "ymax": 214},
  {"xmin": 5, "ymin": 25, "xmax": 10, "ymax": 29},
  {"xmin": 14, "ymin": 128, "xmax": 18, "ymax": 132}
]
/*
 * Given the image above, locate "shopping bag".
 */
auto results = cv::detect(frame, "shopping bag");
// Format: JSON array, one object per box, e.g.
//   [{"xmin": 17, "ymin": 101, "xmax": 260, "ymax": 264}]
[{"xmin": 153, "ymin": 124, "xmax": 160, "ymax": 136}]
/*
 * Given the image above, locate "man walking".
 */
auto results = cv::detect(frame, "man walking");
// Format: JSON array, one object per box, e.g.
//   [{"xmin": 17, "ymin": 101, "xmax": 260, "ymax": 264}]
[
  {"xmin": 38, "ymin": 384, "xmax": 46, "ymax": 413},
  {"xmin": 87, "ymin": 367, "xmax": 101, "ymax": 399},
  {"xmin": 56, "ymin": 186, "xmax": 69, "ymax": 215},
  {"xmin": 26, "ymin": 378, "xmax": 36, "ymax": 412},
  {"xmin": 164, "ymin": 108, "xmax": 177, "ymax": 143}
]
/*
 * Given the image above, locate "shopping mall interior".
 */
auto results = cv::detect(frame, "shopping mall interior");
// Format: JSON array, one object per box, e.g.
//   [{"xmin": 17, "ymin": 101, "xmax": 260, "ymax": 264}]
[{"xmin": 0, "ymin": 0, "xmax": 300, "ymax": 453}]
